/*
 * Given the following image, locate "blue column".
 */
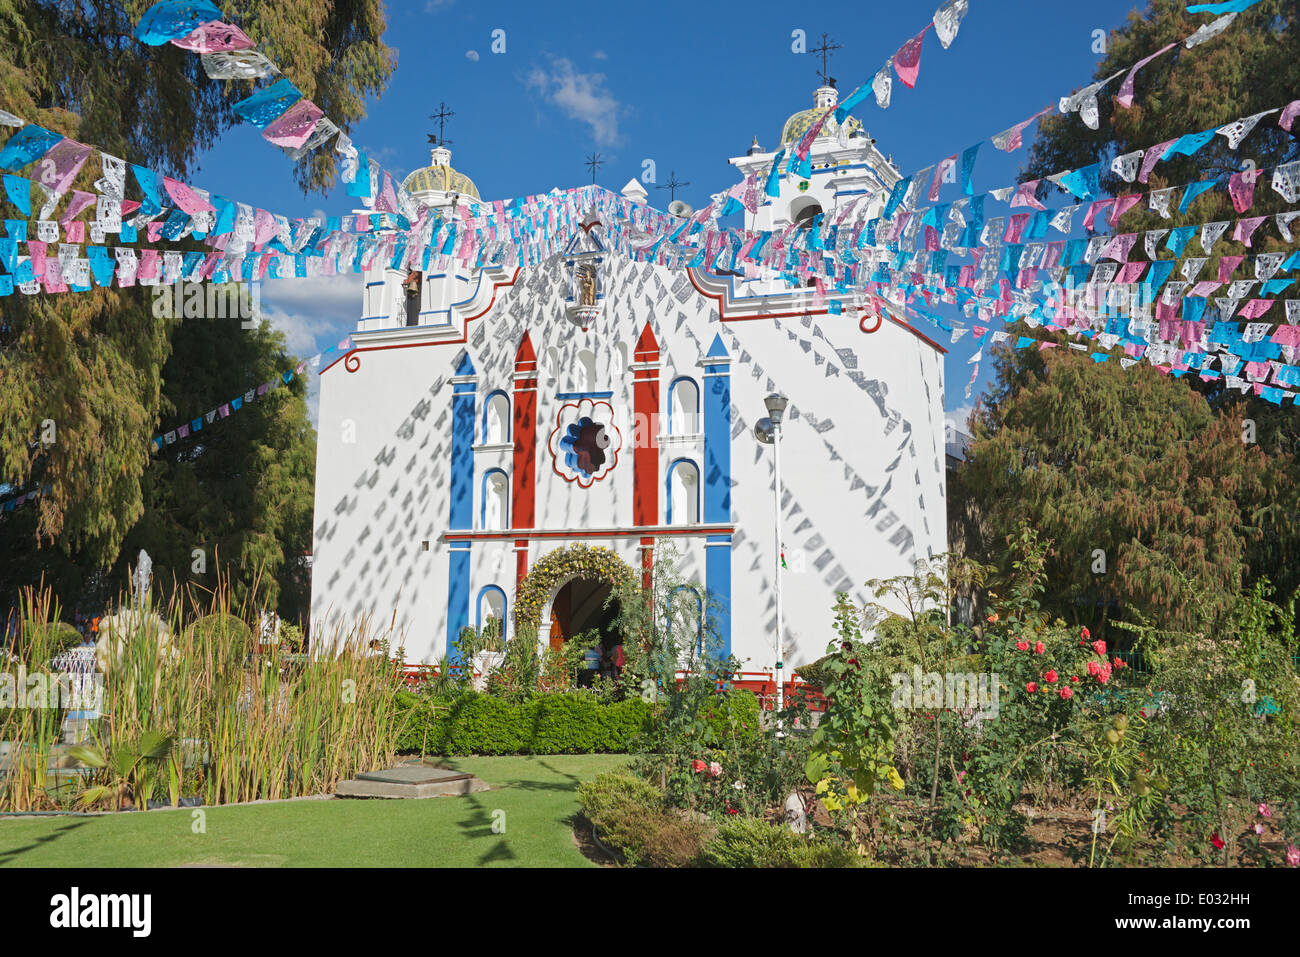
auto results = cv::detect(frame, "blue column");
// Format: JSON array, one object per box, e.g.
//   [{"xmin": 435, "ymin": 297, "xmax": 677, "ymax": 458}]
[
  {"xmin": 447, "ymin": 352, "xmax": 476, "ymax": 661},
  {"xmin": 701, "ymin": 334, "xmax": 732, "ymax": 657}
]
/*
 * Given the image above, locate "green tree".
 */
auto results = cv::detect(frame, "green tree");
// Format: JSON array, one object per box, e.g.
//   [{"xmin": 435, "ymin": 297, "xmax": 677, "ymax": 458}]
[
  {"xmin": 1024, "ymin": 0, "xmax": 1298, "ymax": 235},
  {"xmin": 116, "ymin": 315, "xmax": 316, "ymax": 621},
  {"xmin": 1019, "ymin": 0, "xmax": 1300, "ymax": 606},
  {"xmin": 961, "ymin": 337, "xmax": 1270, "ymax": 632},
  {"xmin": 0, "ymin": 0, "xmax": 393, "ymax": 616}
]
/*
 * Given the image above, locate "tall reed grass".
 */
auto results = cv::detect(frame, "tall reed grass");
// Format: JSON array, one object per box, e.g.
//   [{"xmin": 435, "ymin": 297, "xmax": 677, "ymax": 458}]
[{"xmin": 0, "ymin": 576, "xmax": 409, "ymax": 812}]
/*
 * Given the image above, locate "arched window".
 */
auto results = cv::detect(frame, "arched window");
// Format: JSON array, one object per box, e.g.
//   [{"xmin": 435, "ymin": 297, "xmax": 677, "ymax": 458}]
[
  {"xmin": 403, "ymin": 270, "xmax": 422, "ymax": 326},
  {"xmin": 668, "ymin": 376, "xmax": 700, "ymax": 435},
  {"xmin": 789, "ymin": 197, "xmax": 823, "ymax": 230},
  {"xmin": 482, "ymin": 391, "xmax": 510, "ymax": 444},
  {"xmin": 666, "ymin": 458, "xmax": 700, "ymax": 525},
  {"xmin": 576, "ymin": 349, "xmax": 598, "ymax": 391},
  {"xmin": 481, "ymin": 469, "xmax": 509, "ymax": 530},
  {"xmin": 667, "ymin": 584, "xmax": 704, "ymax": 658},
  {"xmin": 477, "ymin": 585, "xmax": 507, "ymax": 644}
]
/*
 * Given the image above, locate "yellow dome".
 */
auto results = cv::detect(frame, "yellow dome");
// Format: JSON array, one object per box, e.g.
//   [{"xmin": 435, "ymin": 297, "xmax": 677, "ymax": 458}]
[
  {"xmin": 780, "ymin": 107, "xmax": 863, "ymax": 147},
  {"xmin": 402, "ymin": 163, "xmax": 480, "ymax": 200}
]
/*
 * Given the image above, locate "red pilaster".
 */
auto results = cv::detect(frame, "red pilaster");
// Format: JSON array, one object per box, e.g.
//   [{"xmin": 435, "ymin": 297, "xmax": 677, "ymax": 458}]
[
  {"xmin": 512, "ymin": 332, "xmax": 539, "ymax": 586},
  {"xmin": 633, "ymin": 323, "xmax": 661, "ymax": 588}
]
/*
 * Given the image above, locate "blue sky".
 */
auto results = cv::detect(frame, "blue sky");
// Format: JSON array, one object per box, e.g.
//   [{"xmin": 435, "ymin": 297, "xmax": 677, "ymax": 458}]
[{"xmin": 188, "ymin": 0, "xmax": 1150, "ymax": 427}]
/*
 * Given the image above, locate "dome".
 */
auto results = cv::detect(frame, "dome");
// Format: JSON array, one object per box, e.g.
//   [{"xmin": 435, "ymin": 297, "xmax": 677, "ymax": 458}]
[
  {"xmin": 402, "ymin": 147, "xmax": 481, "ymax": 200},
  {"xmin": 779, "ymin": 87, "xmax": 863, "ymax": 147}
]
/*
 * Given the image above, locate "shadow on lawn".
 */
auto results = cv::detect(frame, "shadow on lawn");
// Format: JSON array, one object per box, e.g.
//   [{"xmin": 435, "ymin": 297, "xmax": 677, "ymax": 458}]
[
  {"xmin": 0, "ymin": 819, "xmax": 93, "ymax": 866},
  {"xmin": 445, "ymin": 756, "xmax": 598, "ymax": 866}
]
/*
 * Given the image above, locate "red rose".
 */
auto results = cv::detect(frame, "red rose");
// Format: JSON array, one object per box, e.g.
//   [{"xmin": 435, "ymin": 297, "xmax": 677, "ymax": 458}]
[
  {"xmin": 1092, "ymin": 640, "xmax": 1107, "ymax": 656},
  {"xmin": 692, "ymin": 759, "xmax": 707, "ymax": 773},
  {"xmin": 1071, "ymin": 675, "xmax": 1080, "ymax": 683},
  {"xmin": 1034, "ymin": 641, "xmax": 1045, "ymax": 654},
  {"xmin": 1114, "ymin": 657, "xmax": 1125, "ymax": 669},
  {"xmin": 1211, "ymin": 833, "xmax": 1225, "ymax": 850},
  {"xmin": 1026, "ymin": 682, "xmax": 1038, "ymax": 693},
  {"xmin": 1044, "ymin": 669, "xmax": 1059, "ymax": 684},
  {"xmin": 1081, "ymin": 626, "xmax": 1090, "ymax": 640},
  {"xmin": 1087, "ymin": 660, "xmax": 1101, "ymax": 677},
  {"xmin": 1059, "ymin": 686, "xmax": 1073, "ymax": 700},
  {"xmin": 1016, "ymin": 640, "xmax": 1030, "ymax": 651}
]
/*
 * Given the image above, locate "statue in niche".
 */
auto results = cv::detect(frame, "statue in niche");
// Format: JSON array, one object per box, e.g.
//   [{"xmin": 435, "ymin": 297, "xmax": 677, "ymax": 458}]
[{"xmin": 576, "ymin": 262, "xmax": 598, "ymax": 307}]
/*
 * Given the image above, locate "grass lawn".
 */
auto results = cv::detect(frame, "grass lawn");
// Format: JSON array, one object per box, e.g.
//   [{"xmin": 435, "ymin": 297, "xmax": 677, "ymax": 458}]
[{"xmin": 0, "ymin": 754, "xmax": 627, "ymax": 868}]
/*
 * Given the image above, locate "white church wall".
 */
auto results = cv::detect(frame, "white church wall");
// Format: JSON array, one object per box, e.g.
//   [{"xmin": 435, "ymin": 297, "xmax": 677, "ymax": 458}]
[{"xmin": 312, "ymin": 235, "xmax": 946, "ymax": 671}]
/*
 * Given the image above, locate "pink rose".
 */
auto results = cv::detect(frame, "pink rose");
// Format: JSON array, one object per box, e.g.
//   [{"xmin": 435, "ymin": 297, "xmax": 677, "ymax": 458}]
[
  {"xmin": 1034, "ymin": 641, "xmax": 1045, "ymax": 654},
  {"xmin": 708, "ymin": 761, "xmax": 722, "ymax": 778},
  {"xmin": 1016, "ymin": 640, "xmax": 1030, "ymax": 652},
  {"xmin": 1087, "ymin": 660, "xmax": 1101, "ymax": 677},
  {"xmin": 1059, "ymin": 687, "xmax": 1073, "ymax": 700},
  {"xmin": 1092, "ymin": 640, "xmax": 1107, "ymax": 656},
  {"xmin": 1259, "ymin": 803, "xmax": 1271, "ymax": 818},
  {"xmin": 1287, "ymin": 845, "xmax": 1300, "ymax": 867}
]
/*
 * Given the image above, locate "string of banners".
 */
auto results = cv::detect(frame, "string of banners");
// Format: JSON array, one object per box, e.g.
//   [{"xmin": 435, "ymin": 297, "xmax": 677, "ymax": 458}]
[
  {"xmin": 149, "ymin": 337, "xmax": 352, "ymax": 451},
  {"xmin": 0, "ymin": 0, "xmax": 1295, "ymax": 413}
]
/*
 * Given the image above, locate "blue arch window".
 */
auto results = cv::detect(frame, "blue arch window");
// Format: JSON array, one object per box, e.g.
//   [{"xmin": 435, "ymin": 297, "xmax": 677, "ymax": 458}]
[
  {"xmin": 480, "ymin": 468, "xmax": 509, "ymax": 530},
  {"xmin": 665, "ymin": 458, "xmax": 701, "ymax": 525},
  {"xmin": 482, "ymin": 390, "xmax": 511, "ymax": 444},
  {"xmin": 476, "ymin": 585, "xmax": 508, "ymax": 643},
  {"xmin": 667, "ymin": 584, "xmax": 704, "ymax": 657},
  {"xmin": 667, "ymin": 376, "xmax": 700, "ymax": 435}
]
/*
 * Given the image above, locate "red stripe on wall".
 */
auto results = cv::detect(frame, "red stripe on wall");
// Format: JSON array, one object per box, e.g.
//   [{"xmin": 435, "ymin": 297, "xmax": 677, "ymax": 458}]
[
  {"xmin": 633, "ymin": 323, "xmax": 660, "ymax": 530},
  {"xmin": 512, "ymin": 332, "xmax": 539, "ymax": 591}
]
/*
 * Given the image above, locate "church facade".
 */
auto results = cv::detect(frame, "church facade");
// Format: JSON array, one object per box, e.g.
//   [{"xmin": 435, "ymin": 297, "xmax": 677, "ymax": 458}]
[{"xmin": 309, "ymin": 86, "xmax": 948, "ymax": 675}]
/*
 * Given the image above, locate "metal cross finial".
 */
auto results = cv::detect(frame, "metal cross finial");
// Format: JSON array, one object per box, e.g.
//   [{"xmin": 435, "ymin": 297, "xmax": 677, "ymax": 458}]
[
  {"xmin": 585, "ymin": 152, "xmax": 604, "ymax": 184},
  {"xmin": 656, "ymin": 170, "xmax": 690, "ymax": 202},
  {"xmin": 428, "ymin": 101, "xmax": 455, "ymax": 147},
  {"xmin": 810, "ymin": 32, "xmax": 842, "ymax": 87}
]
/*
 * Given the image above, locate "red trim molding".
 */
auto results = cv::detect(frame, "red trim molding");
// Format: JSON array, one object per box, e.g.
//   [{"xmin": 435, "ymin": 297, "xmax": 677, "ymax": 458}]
[
  {"xmin": 444, "ymin": 524, "xmax": 735, "ymax": 543},
  {"xmin": 320, "ymin": 268, "xmax": 522, "ymax": 375}
]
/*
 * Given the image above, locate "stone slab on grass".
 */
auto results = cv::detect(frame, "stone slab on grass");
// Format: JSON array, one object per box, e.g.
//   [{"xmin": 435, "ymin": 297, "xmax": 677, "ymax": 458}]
[{"xmin": 335, "ymin": 765, "xmax": 490, "ymax": 799}]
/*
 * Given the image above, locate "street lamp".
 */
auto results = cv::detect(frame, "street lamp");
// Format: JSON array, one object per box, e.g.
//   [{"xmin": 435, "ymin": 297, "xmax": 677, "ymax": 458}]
[{"xmin": 754, "ymin": 392, "xmax": 788, "ymax": 712}]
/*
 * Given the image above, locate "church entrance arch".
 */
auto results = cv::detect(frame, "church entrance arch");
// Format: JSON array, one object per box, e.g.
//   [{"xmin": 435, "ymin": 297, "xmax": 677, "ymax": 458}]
[{"xmin": 514, "ymin": 544, "xmax": 637, "ymax": 666}]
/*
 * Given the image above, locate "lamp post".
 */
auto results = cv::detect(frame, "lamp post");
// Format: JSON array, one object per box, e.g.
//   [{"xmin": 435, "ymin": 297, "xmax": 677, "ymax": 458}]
[{"xmin": 754, "ymin": 392, "xmax": 788, "ymax": 712}]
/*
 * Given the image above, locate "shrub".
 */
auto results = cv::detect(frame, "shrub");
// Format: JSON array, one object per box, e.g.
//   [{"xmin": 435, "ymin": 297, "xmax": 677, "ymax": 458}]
[
  {"xmin": 19, "ymin": 621, "xmax": 83, "ymax": 663},
  {"xmin": 795, "ymin": 655, "xmax": 833, "ymax": 689},
  {"xmin": 577, "ymin": 770, "xmax": 708, "ymax": 867},
  {"xmin": 395, "ymin": 691, "xmax": 654, "ymax": 755},
  {"xmin": 188, "ymin": 613, "xmax": 252, "ymax": 648},
  {"xmin": 697, "ymin": 816, "xmax": 860, "ymax": 868}
]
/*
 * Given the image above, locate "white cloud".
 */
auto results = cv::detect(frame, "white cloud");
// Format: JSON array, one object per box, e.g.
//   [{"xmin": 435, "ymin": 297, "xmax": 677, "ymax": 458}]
[
  {"xmin": 259, "ymin": 274, "xmax": 358, "ymax": 424},
  {"xmin": 944, "ymin": 402, "xmax": 974, "ymax": 438},
  {"xmin": 592, "ymin": 50, "xmax": 608, "ymax": 60},
  {"xmin": 424, "ymin": 0, "xmax": 454, "ymax": 11},
  {"xmin": 465, "ymin": 49, "xmax": 480, "ymax": 62},
  {"xmin": 525, "ymin": 57, "xmax": 622, "ymax": 146}
]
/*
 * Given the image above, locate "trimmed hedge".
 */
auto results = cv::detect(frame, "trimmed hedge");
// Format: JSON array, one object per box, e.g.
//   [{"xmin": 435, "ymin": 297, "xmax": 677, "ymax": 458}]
[
  {"xmin": 395, "ymin": 692, "xmax": 651, "ymax": 755},
  {"xmin": 395, "ymin": 689, "xmax": 763, "ymax": 756}
]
